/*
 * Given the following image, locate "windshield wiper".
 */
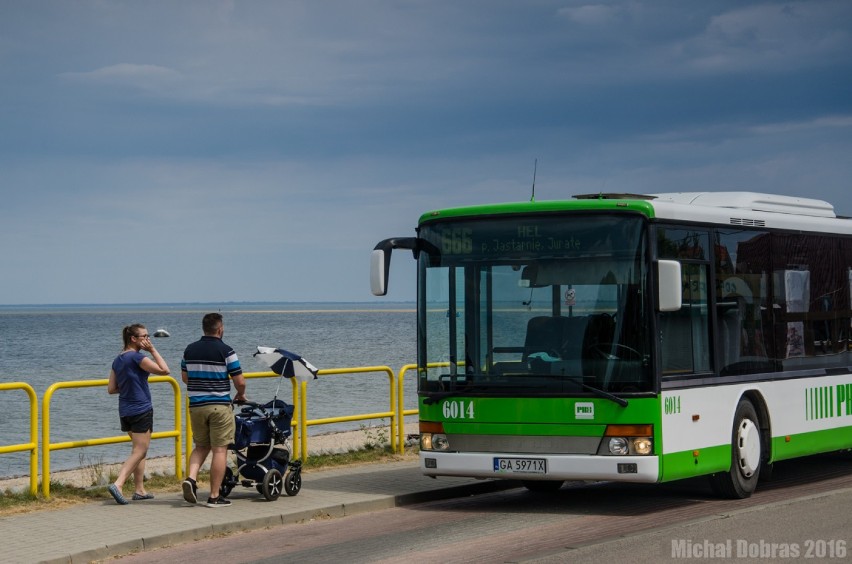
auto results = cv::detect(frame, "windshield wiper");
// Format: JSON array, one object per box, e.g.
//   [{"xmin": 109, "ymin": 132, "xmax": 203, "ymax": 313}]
[
  {"xmin": 582, "ymin": 384, "xmax": 628, "ymax": 407},
  {"xmin": 540, "ymin": 376, "xmax": 627, "ymax": 407}
]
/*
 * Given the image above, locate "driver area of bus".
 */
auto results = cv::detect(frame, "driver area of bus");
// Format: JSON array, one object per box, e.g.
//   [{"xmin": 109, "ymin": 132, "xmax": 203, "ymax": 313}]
[{"xmin": 488, "ymin": 261, "xmax": 647, "ymax": 392}]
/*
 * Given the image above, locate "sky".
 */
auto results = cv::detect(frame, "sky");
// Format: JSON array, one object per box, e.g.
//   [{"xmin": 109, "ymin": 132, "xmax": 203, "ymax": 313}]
[{"xmin": 1, "ymin": 1, "xmax": 851, "ymax": 305}]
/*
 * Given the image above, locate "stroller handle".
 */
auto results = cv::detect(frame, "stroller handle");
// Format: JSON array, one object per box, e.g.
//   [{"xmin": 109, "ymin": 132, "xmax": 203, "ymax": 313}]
[
  {"xmin": 233, "ymin": 399, "xmax": 263, "ymax": 409},
  {"xmin": 234, "ymin": 399, "xmax": 268, "ymax": 419}
]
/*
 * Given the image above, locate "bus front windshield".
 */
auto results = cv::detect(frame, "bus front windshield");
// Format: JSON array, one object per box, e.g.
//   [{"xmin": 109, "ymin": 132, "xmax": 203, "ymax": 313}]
[{"xmin": 418, "ymin": 213, "xmax": 652, "ymax": 397}]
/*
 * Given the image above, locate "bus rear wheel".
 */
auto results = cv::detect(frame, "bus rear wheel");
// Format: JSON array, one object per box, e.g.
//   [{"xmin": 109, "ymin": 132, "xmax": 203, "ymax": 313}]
[
  {"xmin": 523, "ymin": 480, "xmax": 564, "ymax": 493},
  {"xmin": 710, "ymin": 398, "xmax": 762, "ymax": 499}
]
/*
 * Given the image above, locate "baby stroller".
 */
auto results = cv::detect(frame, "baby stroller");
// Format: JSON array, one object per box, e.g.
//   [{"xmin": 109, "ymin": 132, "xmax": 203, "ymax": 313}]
[{"xmin": 219, "ymin": 399, "xmax": 303, "ymax": 500}]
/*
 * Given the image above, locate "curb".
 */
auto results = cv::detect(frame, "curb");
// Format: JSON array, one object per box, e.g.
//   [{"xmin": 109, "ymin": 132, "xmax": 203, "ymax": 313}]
[{"xmin": 42, "ymin": 479, "xmax": 521, "ymax": 564}]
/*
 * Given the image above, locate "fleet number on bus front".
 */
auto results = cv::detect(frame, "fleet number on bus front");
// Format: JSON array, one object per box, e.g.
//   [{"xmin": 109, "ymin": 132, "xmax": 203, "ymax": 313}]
[{"xmin": 443, "ymin": 400, "xmax": 475, "ymax": 419}]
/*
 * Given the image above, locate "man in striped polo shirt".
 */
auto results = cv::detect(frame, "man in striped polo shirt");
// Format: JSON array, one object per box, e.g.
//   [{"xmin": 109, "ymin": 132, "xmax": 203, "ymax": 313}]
[{"xmin": 181, "ymin": 313, "xmax": 247, "ymax": 507}]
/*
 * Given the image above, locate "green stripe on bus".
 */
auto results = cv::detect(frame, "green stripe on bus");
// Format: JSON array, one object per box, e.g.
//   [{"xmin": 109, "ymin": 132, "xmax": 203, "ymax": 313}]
[
  {"xmin": 771, "ymin": 426, "xmax": 852, "ymax": 462},
  {"xmin": 660, "ymin": 445, "xmax": 730, "ymax": 482},
  {"xmin": 660, "ymin": 426, "xmax": 852, "ymax": 483},
  {"xmin": 418, "ymin": 396, "xmax": 662, "ymax": 425}
]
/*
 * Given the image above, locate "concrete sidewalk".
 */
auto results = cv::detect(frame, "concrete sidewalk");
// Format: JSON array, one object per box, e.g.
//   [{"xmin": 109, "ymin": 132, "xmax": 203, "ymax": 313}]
[{"xmin": 0, "ymin": 461, "xmax": 517, "ymax": 564}]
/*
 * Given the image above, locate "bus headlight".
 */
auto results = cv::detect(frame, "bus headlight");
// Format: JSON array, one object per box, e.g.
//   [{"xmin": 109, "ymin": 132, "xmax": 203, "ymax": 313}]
[
  {"xmin": 433, "ymin": 434, "xmax": 449, "ymax": 451},
  {"xmin": 608, "ymin": 437, "xmax": 629, "ymax": 456},
  {"xmin": 633, "ymin": 437, "xmax": 653, "ymax": 455},
  {"xmin": 420, "ymin": 433, "xmax": 450, "ymax": 451}
]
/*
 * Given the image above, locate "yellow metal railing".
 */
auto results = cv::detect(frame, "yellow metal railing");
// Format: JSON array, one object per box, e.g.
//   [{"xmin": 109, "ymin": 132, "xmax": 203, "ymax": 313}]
[
  {"xmin": 4, "ymin": 363, "xmax": 424, "ymax": 496},
  {"xmin": 41, "ymin": 376, "xmax": 182, "ymax": 498},
  {"xmin": 0, "ymin": 382, "xmax": 38, "ymax": 495},
  {"xmin": 297, "ymin": 366, "xmax": 397, "ymax": 462}
]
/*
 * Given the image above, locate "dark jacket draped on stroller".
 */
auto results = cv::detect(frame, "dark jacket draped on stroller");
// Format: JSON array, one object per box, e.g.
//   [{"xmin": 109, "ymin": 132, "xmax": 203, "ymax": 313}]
[{"xmin": 220, "ymin": 399, "xmax": 303, "ymax": 500}]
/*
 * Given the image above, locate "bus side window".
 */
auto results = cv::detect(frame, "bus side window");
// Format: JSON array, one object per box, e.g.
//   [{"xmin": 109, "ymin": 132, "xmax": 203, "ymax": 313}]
[
  {"xmin": 717, "ymin": 298, "xmax": 746, "ymax": 372},
  {"xmin": 716, "ymin": 229, "xmax": 773, "ymax": 375},
  {"xmin": 660, "ymin": 263, "xmax": 711, "ymax": 375},
  {"xmin": 657, "ymin": 226, "xmax": 712, "ymax": 376},
  {"xmin": 660, "ymin": 309, "xmax": 698, "ymax": 374}
]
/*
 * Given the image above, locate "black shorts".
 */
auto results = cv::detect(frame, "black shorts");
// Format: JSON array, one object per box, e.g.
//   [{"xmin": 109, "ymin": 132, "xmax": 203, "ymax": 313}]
[{"xmin": 120, "ymin": 409, "xmax": 154, "ymax": 433}]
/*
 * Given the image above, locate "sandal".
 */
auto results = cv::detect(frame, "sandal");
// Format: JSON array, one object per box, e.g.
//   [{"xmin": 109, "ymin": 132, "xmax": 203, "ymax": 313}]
[{"xmin": 108, "ymin": 483, "xmax": 129, "ymax": 505}]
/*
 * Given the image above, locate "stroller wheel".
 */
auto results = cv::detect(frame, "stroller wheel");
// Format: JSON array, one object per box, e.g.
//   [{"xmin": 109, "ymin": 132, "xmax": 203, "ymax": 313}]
[
  {"xmin": 284, "ymin": 469, "xmax": 302, "ymax": 496},
  {"xmin": 261, "ymin": 469, "xmax": 283, "ymax": 501},
  {"xmin": 219, "ymin": 467, "xmax": 235, "ymax": 498}
]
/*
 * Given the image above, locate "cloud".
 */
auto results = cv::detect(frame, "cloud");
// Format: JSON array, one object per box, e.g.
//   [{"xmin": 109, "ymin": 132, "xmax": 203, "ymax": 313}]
[
  {"xmin": 549, "ymin": 1, "xmax": 852, "ymax": 84},
  {"xmin": 748, "ymin": 115, "xmax": 852, "ymax": 135},
  {"xmin": 60, "ymin": 63, "xmax": 182, "ymax": 91},
  {"xmin": 557, "ymin": 4, "xmax": 620, "ymax": 26},
  {"xmin": 677, "ymin": 1, "xmax": 852, "ymax": 73}
]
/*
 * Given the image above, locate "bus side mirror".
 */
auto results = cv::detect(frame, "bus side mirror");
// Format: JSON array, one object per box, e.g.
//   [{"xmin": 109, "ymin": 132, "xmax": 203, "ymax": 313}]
[
  {"xmin": 370, "ymin": 237, "xmax": 421, "ymax": 296},
  {"xmin": 370, "ymin": 249, "xmax": 389, "ymax": 296},
  {"xmin": 657, "ymin": 259, "xmax": 682, "ymax": 312}
]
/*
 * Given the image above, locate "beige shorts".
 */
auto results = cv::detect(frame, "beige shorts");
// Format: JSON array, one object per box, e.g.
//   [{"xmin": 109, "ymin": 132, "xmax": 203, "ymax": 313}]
[{"xmin": 189, "ymin": 404, "xmax": 235, "ymax": 448}]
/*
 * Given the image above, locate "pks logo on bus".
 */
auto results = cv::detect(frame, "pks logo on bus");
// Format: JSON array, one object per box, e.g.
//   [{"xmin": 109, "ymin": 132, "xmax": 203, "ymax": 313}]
[
  {"xmin": 575, "ymin": 402, "xmax": 594, "ymax": 420},
  {"xmin": 805, "ymin": 383, "xmax": 852, "ymax": 421}
]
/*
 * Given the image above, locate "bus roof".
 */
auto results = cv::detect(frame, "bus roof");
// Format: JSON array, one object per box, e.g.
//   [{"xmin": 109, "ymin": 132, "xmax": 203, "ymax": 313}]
[
  {"xmin": 419, "ymin": 192, "xmax": 852, "ymax": 235},
  {"xmin": 647, "ymin": 192, "xmax": 836, "ymax": 218}
]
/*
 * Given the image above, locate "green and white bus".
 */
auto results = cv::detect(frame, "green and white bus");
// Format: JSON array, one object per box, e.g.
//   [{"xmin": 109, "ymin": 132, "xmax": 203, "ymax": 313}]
[{"xmin": 371, "ymin": 192, "xmax": 852, "ymax": 498}]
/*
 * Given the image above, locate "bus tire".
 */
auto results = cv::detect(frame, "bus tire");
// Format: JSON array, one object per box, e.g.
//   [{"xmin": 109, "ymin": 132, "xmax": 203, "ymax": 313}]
[
  {"xmin": 523, "ymin": 480, "xmax": 564, "ymax": 493},
  {"xmin": 709, "ymin": 399, "xmax": 762, "ymax": 499}
]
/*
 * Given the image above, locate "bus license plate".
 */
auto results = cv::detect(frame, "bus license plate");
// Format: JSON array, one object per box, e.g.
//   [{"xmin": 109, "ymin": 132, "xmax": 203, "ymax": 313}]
[{"xmin": 493, "ymin": 457, "xmax": 547, "ymax": 474}]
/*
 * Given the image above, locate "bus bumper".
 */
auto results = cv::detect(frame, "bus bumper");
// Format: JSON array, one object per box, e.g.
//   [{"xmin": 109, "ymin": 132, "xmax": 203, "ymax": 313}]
[{"xmin": 420, "ymin": 452, "xmax": 660, "ymax": 483}]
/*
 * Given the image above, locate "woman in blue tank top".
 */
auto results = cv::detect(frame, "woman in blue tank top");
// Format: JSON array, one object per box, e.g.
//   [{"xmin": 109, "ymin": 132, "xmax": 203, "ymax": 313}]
[{"xmin": 106, "ymin": 324, "xmax": 170, "ymax": 505}]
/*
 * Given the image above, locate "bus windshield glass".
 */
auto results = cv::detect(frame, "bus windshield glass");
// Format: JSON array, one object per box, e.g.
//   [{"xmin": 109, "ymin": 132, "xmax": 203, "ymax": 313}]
[{"xmin": 418, "ymin": 213, "xmax": 651, "ymax": 397}]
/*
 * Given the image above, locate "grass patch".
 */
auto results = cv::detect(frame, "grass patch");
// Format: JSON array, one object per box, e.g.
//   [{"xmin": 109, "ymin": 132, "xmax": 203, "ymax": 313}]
[
  {"xmin": 0, "ymin": 482, "xmax": 105, "ymax": 516},
  {"xmin": 302, "ymin": 445, "xmax": 416, "ymax": 469},
  {"xmin": 0, "ymin": 445, "xmax": 418, "ymax": 516}
]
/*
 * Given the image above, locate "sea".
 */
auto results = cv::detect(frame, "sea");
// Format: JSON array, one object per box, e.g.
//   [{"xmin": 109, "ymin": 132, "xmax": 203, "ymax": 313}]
[{"xmin": 0, "ymin": 302, "xmax": 416, "ymax": 479}]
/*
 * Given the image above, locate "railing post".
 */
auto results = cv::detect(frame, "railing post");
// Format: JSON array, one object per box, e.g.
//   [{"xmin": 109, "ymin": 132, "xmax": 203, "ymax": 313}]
[
  {"xmin": 299, "ymin": 380, "xmax": 308, "ymax": 463},
  {"xmin": 397, "ymin": 364, "xmax": 418, "ymax": 454},
  {"xmin": 290, "ymin": 376, "xmax": 300, "ymax": 459},
  {"xmin": 397, "ymin": 366, "xmax": 406, "ymax": 454},
  {"xmin": 390, "ymin": 368, "xmax": 398, "ymax": 453},
  {"xmin": 0, "ymin": 382, "xmax": 38, "ymax": 495},
  {"xmin": 41, "ymin": 384, "xmax": 56, "ymax": 498},
  {"xmin": 184, "ymin": 395, "xmax": 192, "ymax": 479}
]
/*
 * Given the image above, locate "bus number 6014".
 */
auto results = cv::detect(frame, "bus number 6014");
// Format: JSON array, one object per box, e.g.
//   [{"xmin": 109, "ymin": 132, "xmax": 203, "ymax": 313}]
[
  {"xmin": 664, "ymin": 395, "xmax": 681, "ymax": 415},
  {"xmin": 443, "ymin": 400, "xmax": 475, "ymax": 419}
]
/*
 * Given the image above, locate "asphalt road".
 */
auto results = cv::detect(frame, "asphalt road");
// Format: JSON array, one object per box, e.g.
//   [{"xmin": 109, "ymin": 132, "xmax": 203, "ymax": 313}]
[{"xmin": 110, "ymin": 452, "xmax": 852, "ymax": 564}]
